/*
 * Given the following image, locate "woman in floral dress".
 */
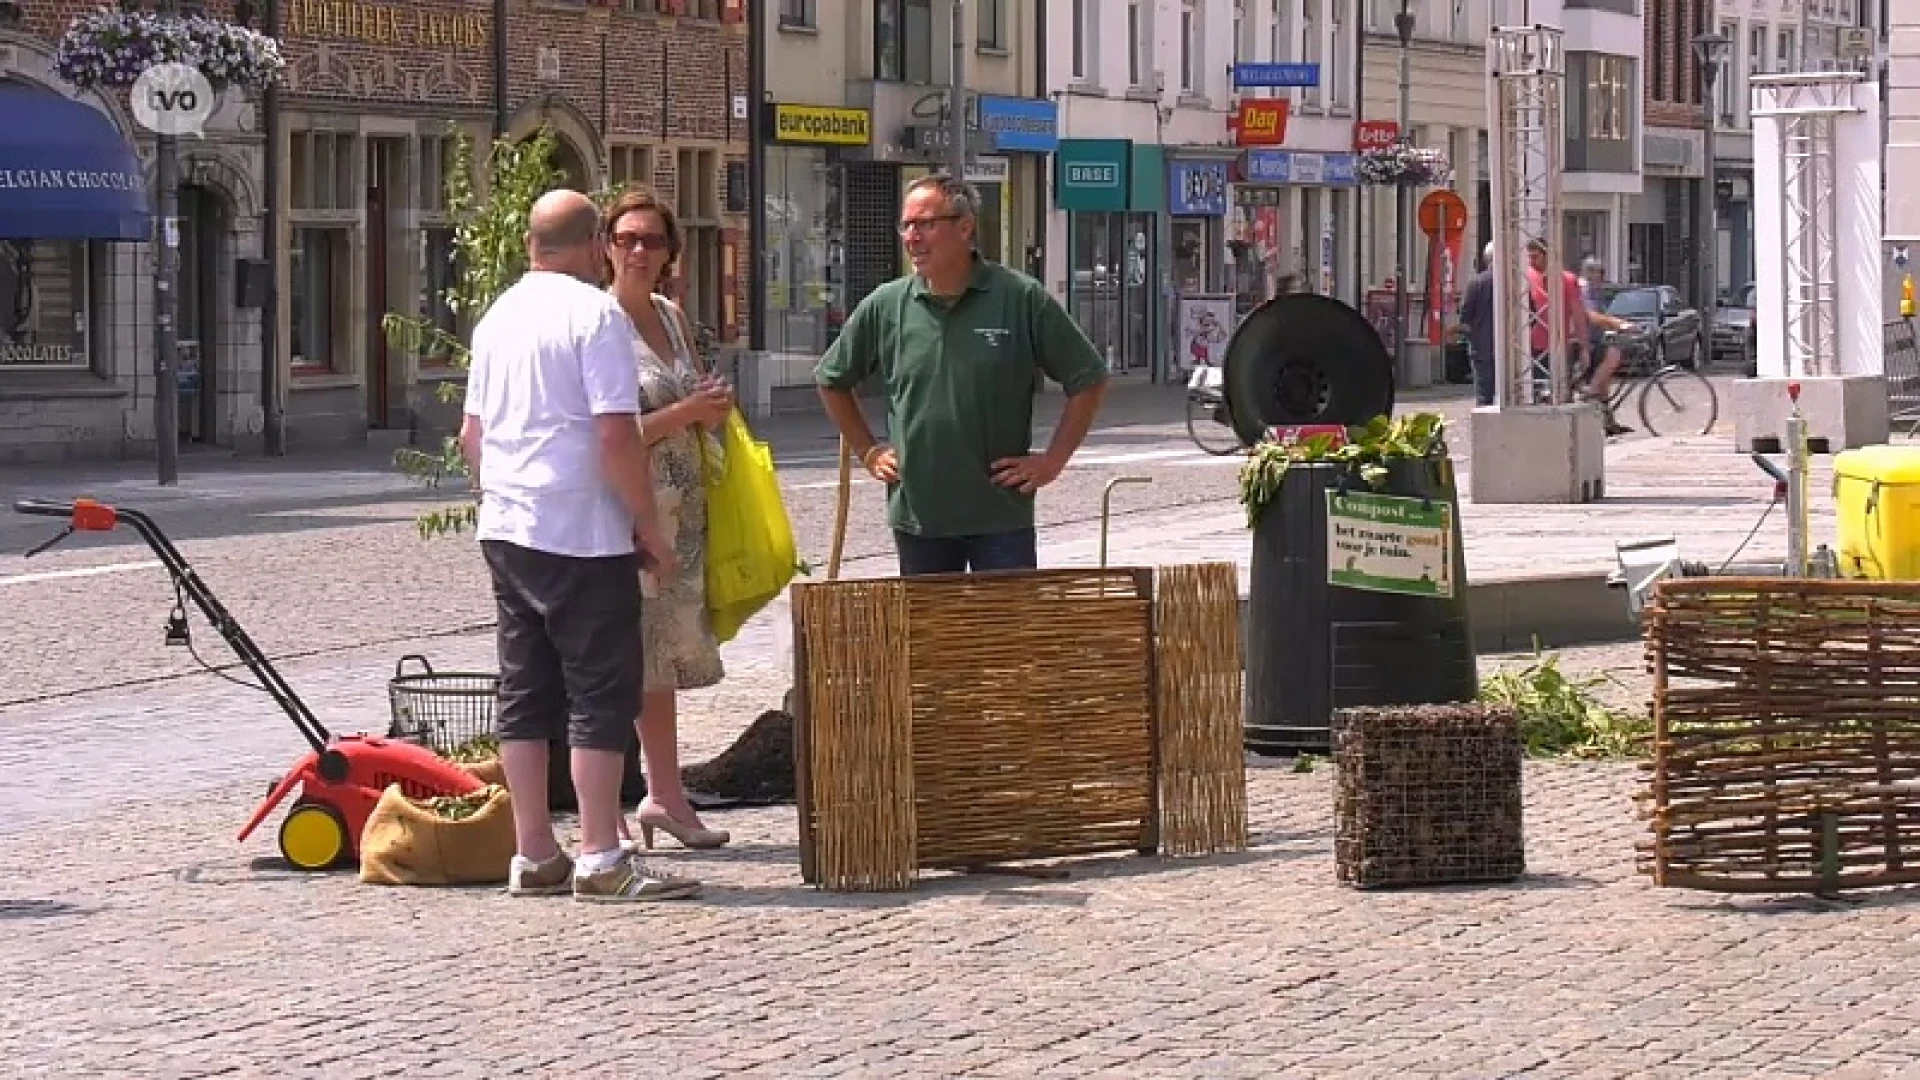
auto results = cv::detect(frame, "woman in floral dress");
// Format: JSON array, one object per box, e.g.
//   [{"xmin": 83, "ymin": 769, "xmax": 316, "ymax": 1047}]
[{"xmin": 603, "ymin": 188, "xmax": 733, "ymax": 850}]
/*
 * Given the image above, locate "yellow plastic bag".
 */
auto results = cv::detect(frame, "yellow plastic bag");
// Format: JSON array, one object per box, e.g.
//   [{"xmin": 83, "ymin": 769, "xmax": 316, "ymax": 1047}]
[{"xmin": 701, "ymin": 409, "xmax": 797, "ymax": 643}]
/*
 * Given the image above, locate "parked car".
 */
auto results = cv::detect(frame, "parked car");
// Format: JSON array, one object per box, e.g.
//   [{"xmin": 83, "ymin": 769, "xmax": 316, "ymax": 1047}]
[
  {"xmin": 1599, "ymin": 284, "xmax": 1705, "ymax": 372},
  {"xmin": 1714, "ymin": 281, "xmax": 1758, "ymax": 375}
]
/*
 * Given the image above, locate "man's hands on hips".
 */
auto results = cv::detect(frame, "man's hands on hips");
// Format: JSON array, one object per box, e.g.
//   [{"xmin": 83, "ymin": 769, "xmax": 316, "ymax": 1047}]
[
  {"xmin": 991, "ymin": 452, "xmax": 1065, "ymax": 495},
  {"xmin": 862, "ymin": 444, "xmax": 900, "ymax": 484}
]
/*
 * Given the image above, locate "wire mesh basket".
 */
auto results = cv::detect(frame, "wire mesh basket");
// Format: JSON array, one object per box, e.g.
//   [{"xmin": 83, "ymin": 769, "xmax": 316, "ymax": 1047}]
[{"xmin": 386, "ymin": 654, "xmax": 498, "ymax": 757}]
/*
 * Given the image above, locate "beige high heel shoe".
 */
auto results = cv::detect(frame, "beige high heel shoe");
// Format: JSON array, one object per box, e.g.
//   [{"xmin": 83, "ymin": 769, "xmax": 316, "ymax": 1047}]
[{"xmin": 635, "ymin": 803, "xmax": 730, "ymax": 850}]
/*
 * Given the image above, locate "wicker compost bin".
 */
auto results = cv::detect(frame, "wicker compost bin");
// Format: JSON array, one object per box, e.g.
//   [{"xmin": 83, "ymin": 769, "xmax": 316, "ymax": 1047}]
[
  {"xmin": 1642, "ymin": 577, "xmax": 1920, "ymax": 895},
  {"xmin": 387, "ymin": 654, "xmax": 497, "ymax": 757},
  {"xmin": 790, "ymin": 563, "xmax": 1248, "ymax": 892},
  {"xmin": 1332, "ymin": 703, "xmax": 1526, "ymax": 888}
]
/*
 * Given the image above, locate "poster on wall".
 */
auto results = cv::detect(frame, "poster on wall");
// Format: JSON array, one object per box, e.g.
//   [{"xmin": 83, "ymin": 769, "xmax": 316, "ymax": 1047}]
[{"xmin": 1176, "ymin": 294, "xmax": 1236, "ymax": 375}]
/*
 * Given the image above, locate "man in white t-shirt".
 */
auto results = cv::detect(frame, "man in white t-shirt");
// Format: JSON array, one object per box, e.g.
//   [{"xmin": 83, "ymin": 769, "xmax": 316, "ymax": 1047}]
[{"xmin": 459, "ymin": 188, "xmax": 698, "ymax": 903}]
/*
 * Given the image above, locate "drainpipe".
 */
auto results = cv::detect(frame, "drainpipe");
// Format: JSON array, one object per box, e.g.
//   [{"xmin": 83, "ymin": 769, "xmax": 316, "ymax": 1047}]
[
  {"xmin": 748, "ymin": 0, "xmax": 766, "ymax": 352},
  {"xmin": 1033, "ymin": 0, "xmax": 1048, "ymax": 282},
  {"xmin": 492, "ymin": 0, "xmax": 508, "ymax": 138},
  {"xmin": 261, "ymin": 0, "xmax": 284, "ymax": 455}
]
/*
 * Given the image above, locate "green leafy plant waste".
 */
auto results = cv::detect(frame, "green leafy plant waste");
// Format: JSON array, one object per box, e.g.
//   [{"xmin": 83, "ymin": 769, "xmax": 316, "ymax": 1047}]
[
  {"xmin": 1477, "ymin": 646, "xmax": 1649, "ymax": 760},
  {"xmin": 1237, "ymin": 412, "xmax": 1449, "ymax": 528}
]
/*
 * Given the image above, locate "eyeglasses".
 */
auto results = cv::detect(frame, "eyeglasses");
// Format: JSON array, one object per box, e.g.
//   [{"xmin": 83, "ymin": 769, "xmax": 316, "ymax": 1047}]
[
  {"xmin": 898, "ymin": 214, "xmax": 960, "ymax": 235},
  {"xmin": 610, "ymin": 231, "xmax": 671, "ymax": 252}
]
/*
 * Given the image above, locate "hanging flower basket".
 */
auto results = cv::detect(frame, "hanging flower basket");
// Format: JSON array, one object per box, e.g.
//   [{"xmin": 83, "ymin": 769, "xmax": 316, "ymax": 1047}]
[
  {"xmin": 1356, "ymin": 141, "xmax": 1453, "ymax": 188},
  {"xmin": 52, "ymin": 6, "xmax": 285, "ymax": 94}
]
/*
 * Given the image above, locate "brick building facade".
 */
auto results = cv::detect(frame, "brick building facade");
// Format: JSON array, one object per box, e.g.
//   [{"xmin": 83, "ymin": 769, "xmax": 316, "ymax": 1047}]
[
  {"xmin": 1638, "ymin": 0, "xmax": 1713, "ymax": 308},
  {"xmin": 278, "ymin": 0, "xmax": 750, "ymax": 445},
  {"xmin": 0, "ymin": 0, "xmax": 747, "ymax": 462}
]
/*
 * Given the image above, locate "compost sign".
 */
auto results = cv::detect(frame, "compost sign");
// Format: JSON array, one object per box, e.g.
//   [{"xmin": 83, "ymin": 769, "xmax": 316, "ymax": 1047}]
[{"xmin": 1326, "ymin": 490, "xmax": 1454, "ymax": 598}]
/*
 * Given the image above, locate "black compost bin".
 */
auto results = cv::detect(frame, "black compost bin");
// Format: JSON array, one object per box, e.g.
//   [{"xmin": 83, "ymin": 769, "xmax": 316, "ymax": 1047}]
[
  {"xmin": 1226, "ymin": 294, "xmax": 1476, "ymax": 755},
  {"xmin": 1223, "ymin": 292, "xmax": 1397, "ymax": 444},
  {"xmin": 1243, "ymin": 457, "xmax": 1478, "ymax": 755}
]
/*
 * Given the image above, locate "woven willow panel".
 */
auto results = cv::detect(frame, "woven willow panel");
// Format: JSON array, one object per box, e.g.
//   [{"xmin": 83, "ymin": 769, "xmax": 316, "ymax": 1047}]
[
  {"xmin": 793, "ymin": 579, "xmax": 917, "ymax": 892},
  {"xmin": 1154, "ymin": 563, "xmax": 1249, "ymax": 856},
  {"xmin": 1643, "ymin": 577, "xmax": 1920, "ymax": 895},
  {"xmin": 904, "ymin": 569, "xmax": 1156, "ymax": 869}
]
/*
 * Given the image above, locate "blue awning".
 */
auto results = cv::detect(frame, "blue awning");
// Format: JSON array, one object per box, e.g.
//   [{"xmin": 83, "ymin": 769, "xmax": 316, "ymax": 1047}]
[{"xmin": 0, "ymin": 80, "xmax": 151, "ymax": 242}]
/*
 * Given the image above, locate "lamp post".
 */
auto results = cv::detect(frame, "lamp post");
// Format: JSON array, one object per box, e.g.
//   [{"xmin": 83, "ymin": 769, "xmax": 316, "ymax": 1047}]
[
  {"xmin": 234, "ymin": 0, "xmax": 285, "ymax": 456},
  {"xmin": 151, "ymin": 0, "xmax": 182, "ymax": 485},
  {"xmin": 1393, "ymin": 0, "xmax": 1414, "ymax": 385},
  {"xmin": 1693, "ymin": 30, "xmax": 1729, "ymax": 362}
]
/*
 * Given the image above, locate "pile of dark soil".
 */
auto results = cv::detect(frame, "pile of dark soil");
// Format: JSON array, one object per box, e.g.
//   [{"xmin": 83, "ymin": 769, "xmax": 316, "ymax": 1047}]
[
  {"xmin": 535, "ymin": 710, "xmax": 797, "ymax": 811},
  {"xmin": 682, "ymin": 709, "xmax": 797, "ymax": 808}
]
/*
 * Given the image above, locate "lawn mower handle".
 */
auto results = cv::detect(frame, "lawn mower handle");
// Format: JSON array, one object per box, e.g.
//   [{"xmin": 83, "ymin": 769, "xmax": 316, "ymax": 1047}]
[
  {"xmin": 12, "ymin": 496, "xmax": 337, "ymax": 756},
  {"xmin": 13, "ymin": 498, "xmax": 77, "ymax": 518}
]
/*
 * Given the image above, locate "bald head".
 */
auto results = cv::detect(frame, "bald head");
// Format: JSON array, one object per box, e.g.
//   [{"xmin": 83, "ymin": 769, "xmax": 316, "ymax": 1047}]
[{"xmin": 526, "ymin": 189, "xmax": 604, "ymax": 280}]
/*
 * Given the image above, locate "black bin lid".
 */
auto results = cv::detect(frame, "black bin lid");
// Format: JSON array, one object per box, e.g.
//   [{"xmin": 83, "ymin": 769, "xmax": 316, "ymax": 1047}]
[{"xmin": 1222, "ymin": 293, "xmax": 1396, "ymax": 447}]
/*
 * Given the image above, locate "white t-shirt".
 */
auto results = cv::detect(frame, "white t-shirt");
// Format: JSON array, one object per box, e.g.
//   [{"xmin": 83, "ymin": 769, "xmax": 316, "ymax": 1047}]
[{"xmin": 464, "ymin": 270, "xmax": 642, "ymax": 558}]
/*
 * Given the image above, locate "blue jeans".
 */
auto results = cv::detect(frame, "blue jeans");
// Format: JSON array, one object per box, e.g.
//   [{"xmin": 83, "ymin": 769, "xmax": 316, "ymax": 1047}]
[{"xmin": 893, "ymin": 527, "xmax": 1038, "ymax": 577}]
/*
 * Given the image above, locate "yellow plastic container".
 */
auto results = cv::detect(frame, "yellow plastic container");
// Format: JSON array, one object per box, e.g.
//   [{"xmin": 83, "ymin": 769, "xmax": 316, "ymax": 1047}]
[{"xmin": 1833, "ymin": 445, "xmax": 1920, "ymax": 580}]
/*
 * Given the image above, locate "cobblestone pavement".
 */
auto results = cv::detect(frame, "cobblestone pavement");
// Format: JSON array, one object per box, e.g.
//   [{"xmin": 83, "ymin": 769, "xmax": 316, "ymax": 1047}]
[{"xmin": 6, "ymin": 638, "xmax": 1920, "ymax": 1078}]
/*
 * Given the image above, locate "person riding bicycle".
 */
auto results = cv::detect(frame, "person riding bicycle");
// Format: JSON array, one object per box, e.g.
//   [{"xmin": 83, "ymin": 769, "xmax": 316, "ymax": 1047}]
[{"xmin": 1573, "ymin": 257, "xmax": 1633, "ymax": 436}]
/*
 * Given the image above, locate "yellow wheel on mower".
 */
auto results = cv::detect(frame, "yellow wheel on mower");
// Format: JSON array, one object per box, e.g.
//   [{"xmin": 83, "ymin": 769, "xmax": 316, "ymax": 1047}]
[{"xmin": 279, "ymin": 802, "xmax": 348, "ymax": 871}]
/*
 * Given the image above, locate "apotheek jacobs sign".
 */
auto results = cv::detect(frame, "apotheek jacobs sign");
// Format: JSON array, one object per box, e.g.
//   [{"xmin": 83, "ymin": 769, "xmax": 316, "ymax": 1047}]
[{"xmin": 284, "ymin": 0, "xmax": 487, "ymax": 49}]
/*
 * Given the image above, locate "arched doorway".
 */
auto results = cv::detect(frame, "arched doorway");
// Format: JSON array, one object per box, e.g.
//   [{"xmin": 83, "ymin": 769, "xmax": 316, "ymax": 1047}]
[
  {"xmin": 548, "ymin": 137, "xmax": 590, "ymax": 193},
  {"xmin": 506, "ymin": 96, "xmax": 605, "ymax": 194}
]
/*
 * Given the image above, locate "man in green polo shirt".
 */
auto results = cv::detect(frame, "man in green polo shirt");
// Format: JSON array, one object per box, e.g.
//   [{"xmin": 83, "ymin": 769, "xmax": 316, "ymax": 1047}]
[{"xmin": 815, "ymin": 173, "xmax": 1109, "ymax": 576}]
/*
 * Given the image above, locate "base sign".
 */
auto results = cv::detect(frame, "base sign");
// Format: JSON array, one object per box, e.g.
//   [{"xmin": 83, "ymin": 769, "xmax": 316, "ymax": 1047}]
[{"xmin": 1326, "ymin": 490, "xmax": 1454, "ymax": 598}]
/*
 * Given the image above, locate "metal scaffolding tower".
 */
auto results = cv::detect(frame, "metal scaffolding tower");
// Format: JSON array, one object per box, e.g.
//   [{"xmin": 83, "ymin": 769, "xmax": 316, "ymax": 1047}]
[
  {"xmin": 1751, "ymin": 73, "xmax": 1863, "ymax": 379},
  {"xmin": 1487, "ymin": 26, "xmax": 1568, "ymax": 407}
]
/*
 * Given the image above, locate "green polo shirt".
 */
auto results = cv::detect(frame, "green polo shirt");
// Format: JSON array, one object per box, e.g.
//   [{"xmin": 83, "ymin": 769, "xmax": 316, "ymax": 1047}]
[{"xmin": 815, "ymin": 257, "xmax": 1108, "ymax": 539}]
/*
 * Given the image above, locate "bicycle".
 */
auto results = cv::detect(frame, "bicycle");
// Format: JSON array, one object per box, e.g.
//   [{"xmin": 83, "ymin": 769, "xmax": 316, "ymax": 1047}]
[
  {"xmin": 1184, "ymin": 362, "xmax": 1246, "ymax": 455},
  {"xmin": 1590, "ymin": 331, "xmax": 1720, "ymax": 437}
]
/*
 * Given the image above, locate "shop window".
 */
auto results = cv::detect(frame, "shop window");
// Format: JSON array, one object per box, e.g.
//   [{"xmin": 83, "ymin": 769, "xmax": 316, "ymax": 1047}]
[
  {"xmin": 290, "ymin": 128, "xmax": 359, "ymax": 374},
  {"xmin": 416, "ymin": 227, "xmax": 462, "ymax": 370},
  {"xmin": 766, "ymin": 147, "xmax": 834, "ymax": 355},
  {"xmin": 1564, "ymin": 212, "xmax": 1607, "ymax": 275},
  {"xmin": 0, "ymin": 239, "xmax": 94, "ymax": 370},
  {"xmin": 418, "ymin": 133, "xmax": 463, "ymax": 211},
  {"xmin": 290, "ymin": 227, "xmax": 350, "ymax": 372},
  {"xmin": 677, "ymin": 148, "xmax": 722, "ymax": 337}
]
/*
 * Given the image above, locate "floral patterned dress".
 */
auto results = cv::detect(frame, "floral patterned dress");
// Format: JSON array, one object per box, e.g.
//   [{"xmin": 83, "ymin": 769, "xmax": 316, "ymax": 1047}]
[{"xmin": 635, "ymin": 294, "xmax": 725, "ymax": 692}]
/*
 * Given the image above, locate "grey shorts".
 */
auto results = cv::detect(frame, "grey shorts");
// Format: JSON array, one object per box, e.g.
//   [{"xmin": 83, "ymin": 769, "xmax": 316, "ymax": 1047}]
[{"xmin": 481, "ymin": 539, "xmax": 641, "ymax": 752}]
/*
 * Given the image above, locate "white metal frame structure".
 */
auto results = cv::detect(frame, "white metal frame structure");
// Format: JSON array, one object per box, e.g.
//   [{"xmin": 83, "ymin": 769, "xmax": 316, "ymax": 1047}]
[
  {"xmin": 1750, "ymin": 73, "xmax": 1863, "ymax": 379},
  {"xmin": 1487, "ymin": 25, "xmax": 1569, "ymax": 407}
]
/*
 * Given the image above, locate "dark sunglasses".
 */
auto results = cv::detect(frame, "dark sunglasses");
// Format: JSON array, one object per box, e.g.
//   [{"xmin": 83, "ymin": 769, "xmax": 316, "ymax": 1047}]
[{"xmin": 610, "ymin": 231, "xmax": 671, "ymax": 252}]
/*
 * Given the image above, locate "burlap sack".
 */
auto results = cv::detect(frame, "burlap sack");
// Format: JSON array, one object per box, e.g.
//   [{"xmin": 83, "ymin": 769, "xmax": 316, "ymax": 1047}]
[
  {"xmin": 358, "ymin": 783, "xmax": 516, "ymax": 887},
  {"xmin": 463, "ymin": 757, "xmax": 507, "ymax": 788}
]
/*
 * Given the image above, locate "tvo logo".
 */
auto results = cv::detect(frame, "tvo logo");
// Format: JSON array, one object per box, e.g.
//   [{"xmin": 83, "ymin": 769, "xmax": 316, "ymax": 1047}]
[{"xmin": 130, "ymin": 63, "xmax": 216, "ymax": 137}]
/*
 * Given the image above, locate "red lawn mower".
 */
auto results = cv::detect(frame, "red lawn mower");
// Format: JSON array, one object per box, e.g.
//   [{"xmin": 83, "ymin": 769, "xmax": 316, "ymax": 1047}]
[{"xmin": 13, "ymin": 497, "xmax": 482, "ymax": 871}]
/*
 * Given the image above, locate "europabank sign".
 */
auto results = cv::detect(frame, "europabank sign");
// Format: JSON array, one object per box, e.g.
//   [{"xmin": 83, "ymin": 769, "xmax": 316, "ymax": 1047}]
[
  {"xmin": 1354, "ymin": 120, "xmax": 1399, "ymax": 151},
  {"xmin": 1231, "ymin": 100, "xmax": 1290, "ymax": 146}
]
